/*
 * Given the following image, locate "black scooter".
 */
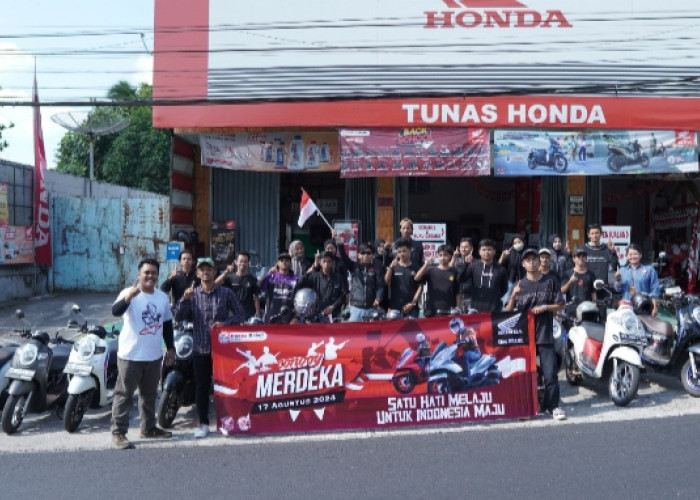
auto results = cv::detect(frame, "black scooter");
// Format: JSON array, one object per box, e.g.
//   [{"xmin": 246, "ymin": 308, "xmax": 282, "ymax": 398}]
[
  {"xmin": 157, "ymin": 322, "xmax": 195, "ymax": 428},
  {"xmin": 1, "ymin": 310, "xmax": 73, "ymax": 434},
  {"xmin": 527, "ymin": 142, "xmax": 568, "ymax": 173}
]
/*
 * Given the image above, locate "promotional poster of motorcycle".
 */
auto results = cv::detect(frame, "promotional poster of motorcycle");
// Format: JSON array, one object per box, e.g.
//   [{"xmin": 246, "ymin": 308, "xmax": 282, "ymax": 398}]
[
  {"xmin": 338, "ymin": 128, "xmax": 490, "ymax": 178},
  {"xmin": 493, "ymin": 129, "xmax": 698, "ymax": 176},
  {"xmin": 211, "ymin": 313, "xmax": 537, "ymax": 436}
]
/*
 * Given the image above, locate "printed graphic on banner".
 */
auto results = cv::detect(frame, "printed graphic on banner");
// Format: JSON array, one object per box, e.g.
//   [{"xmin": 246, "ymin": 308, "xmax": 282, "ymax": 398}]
[
  {"xmin": 339, "ymin": 128, "xmax": 490, "ymax": 178},
  {"xmin": 200, "ymin": 132, "xmax": 339, "ymax": 172},
  {"xmin": 494, "ymin": 130, "xmax": 699, "ymax": 176},
  {"xmin": 0, "ymin": 226, "xmax": 35, "ymax": 265},
  {"xmin": 211, "ymin": 313, "xmax": 537, "ymax": 435},
  {"xmin": 412, "ymin": 223, "xmax": 447, "ymax": 262},
  {"xmin": 602, "ymin": 225, "xmax": 631, "ymax": 266},
  {"xmin": 333, "ymin": 221, "xmax": 360, "ymax": 261}
]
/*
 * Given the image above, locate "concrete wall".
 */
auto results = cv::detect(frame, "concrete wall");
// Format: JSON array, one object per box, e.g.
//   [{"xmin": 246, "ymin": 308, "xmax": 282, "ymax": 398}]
[{"xmin": 45, "ymin": 170, "xmax": 158, "ymax": 199}]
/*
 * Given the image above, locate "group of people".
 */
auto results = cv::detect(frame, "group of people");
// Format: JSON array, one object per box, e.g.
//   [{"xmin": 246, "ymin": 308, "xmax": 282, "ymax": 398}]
[{"xmin": 109, "ymin": 220, "xmax": 660, "ymax": 447}]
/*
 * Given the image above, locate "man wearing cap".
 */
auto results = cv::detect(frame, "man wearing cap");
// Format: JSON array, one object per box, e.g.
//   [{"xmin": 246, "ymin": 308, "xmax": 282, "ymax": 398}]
[
  {"xmin": 505, "ymin": 248, "xmax": 566, "ymax": 421},
  {"xmin": 174, "ymin": 256, "xmax": 246, "ymax": 438},
  {"xmin": 259, "ymin": 252, "xmax": 301, "ymax": 323},
  {"xmin": 561, "ymin": 248, "xmax": 597, "ymax": 304}
]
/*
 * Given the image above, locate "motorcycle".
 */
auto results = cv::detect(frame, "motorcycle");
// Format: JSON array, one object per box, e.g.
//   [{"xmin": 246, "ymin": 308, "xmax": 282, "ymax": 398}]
[
  {"xmin": 1, "ymin": 309, "xmax": 73, "ymax": 434},
  {"xmin": 392, "ymin": 333, "xmax": 431, "ymax": 394},
  {"xmin": 635, "ymin": 291, "xmax": 700, "ymax": 397},
  {"xmin": 62, "ymin": 304, "xmax": 120, "ymax": 433},
  {"xmin": 427, "ymin": 317, "xmax": 501, "ymax": 394},
  {"xmin": 527, "ymin": 142, "xmax": 568, "ymax": 173},
  {"xmin": 606, "ymin": 143, "xmax": 650, "ymax": 172},
  {"xmin": 157, "ymin": 321, "xmax": 195, "ymax": 428},
  {"xmin": 565, "ymin": 281, "xmax": 646, "ymax": 406},
  {"xmin": 0, "ymin": 318, "xmax": 27, "ymax": 410}
]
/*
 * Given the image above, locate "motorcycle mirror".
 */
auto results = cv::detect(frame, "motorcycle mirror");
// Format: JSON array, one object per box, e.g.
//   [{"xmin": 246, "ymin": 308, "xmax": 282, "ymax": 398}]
[
  {"xmin": 72, "ymin": 304, "xmax": 81, "ymax": 314},
  {"xmin": 15, "ymin": 309, "xmax": 24, "ymax": 319},
  {"xmin": 593, "ymin": 279, "xmax": 605, "ymax": 290}
]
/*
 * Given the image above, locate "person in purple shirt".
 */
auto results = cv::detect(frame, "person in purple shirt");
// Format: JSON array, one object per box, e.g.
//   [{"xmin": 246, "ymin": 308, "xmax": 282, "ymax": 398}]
[
  {"xmin": 259, "ymin": 253, "xmax": 301, "ymax": 323},
  {"xmin": 174, "ymin": 257, "xmax": 245, "ymax": 439}
]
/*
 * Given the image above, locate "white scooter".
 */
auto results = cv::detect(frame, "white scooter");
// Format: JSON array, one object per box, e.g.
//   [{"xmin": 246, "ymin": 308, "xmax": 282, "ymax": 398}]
[
  {"xmin": 62, "ymin": 305, "xmax": 119, "ymax": 433},
  {"xmin": 565, "ymin": 280, "xmax": 646, "ymax": 406}
]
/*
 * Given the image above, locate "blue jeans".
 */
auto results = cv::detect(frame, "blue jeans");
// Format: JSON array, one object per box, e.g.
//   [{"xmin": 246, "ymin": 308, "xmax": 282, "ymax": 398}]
[{"xmin": 348, "ymin": 305, "xmax": 372, "ymax": 322}]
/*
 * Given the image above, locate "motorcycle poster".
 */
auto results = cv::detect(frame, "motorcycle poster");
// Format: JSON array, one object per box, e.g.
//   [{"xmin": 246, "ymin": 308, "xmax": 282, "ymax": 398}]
[
  {"xmin": 338, "ymin": 128, "xmax": 490, "ymax": 178},
  {"xmin": 494, "ymin": 129, "xmax": 698, "ymax": 176},
  {"xmin": 211, "ymin": 313, "xmax": 537, "ymax": 436}
]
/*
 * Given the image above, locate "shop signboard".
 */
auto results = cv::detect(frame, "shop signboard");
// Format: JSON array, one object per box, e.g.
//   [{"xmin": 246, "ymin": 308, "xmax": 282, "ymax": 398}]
[
  {"xmin": 332, "ymin": 221, "xmax": 360, "ymax": 261},
  {"xmin": 339, "ymin": 128, "xmax": 489, "ymax": 178},
  {"xmin": 0, "ymin": 225, "xmax": 34, "ymax": 265},
  {"xmin": 200, "ymin": 132, "xmax": 339, "ymax": 172},
  {"xmin": 412, "ymin": 223, "xmax": 447, "ymax": 262},
  {"xmin": 211, "ymin": 220, "xmax": 236, "ymax": 269},
  {"xmin": 494, "ymin": 129, "xmax": 699, "ymax": 176},
  {"xmin": 211, "ymin": 313, "xmax": 537, "ymax": 435},
  {"xmin": 602, "ymin": 225, "xmax": 631, "ymax": 266}
]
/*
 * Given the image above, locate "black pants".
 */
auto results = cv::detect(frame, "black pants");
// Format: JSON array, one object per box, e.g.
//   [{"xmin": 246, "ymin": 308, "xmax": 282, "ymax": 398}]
[
  {"xmin": 193, "ymin": 354, "xmax": 213, "ymax": 425},
  {"xmin": 537, "ymin": 344, "xmax": 560, "ymax": 412}
]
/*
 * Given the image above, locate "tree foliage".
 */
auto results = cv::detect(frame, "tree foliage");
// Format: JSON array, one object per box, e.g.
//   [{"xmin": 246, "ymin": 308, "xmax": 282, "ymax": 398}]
[
  {"xmin": 0, "ymin": 85, "xmax": 13, "ymax": 151},
  {"xmin": 55, "ymin": 81, "xmax": 171, "ymax": 194}
]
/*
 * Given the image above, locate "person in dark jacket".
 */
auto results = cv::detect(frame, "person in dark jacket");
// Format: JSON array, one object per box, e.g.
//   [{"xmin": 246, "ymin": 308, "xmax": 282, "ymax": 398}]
[
  {"xmin": 160, "ymin": 250, "xmax": 199, "ymax": 304},
  {"xmin": 390, "ymin": 218, "xmax": 424, "ymax": 266},
  {"xmin": 299, "ymin": 251, "xmax": 348, "ymax": 321},
  {"xmin": 547, "ymin": 234, "xmax": 572, "ymax": 281},
  {"xmin": 337, "ymin": 241, "xmax": 385, "ymax": 322},
  {"xmin": 459, "ymin": 239, "xmax": 508, "ymax": 312},
  {"xmin": 289, "ymin": 240, "xmax": 312, "ymax": 278},
  {"xmin": 308, "ymin": 238, "xmax": 348, "ymax": 279}
]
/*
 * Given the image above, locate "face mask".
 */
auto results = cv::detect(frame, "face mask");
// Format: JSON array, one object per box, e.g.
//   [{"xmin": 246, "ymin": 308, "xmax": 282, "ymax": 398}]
[{"xmin": 513, "ymin": 243, "xmax": 524, "ymax": 252}]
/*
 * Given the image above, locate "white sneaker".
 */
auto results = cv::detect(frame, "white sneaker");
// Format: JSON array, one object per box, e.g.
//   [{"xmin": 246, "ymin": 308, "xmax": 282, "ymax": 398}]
[
  {"xmin": 551, "ymin": 408, "xmax": 566, "ymax": 421},
  {"xmin": 194, "ymin": 424, "xmax": 209, "ymax": 439}
]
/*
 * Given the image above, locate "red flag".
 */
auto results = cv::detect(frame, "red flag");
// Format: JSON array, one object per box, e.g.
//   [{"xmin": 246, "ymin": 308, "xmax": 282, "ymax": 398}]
[
  {"xmin": 33, "ymin": 75, "xmax": 52, "ymax": 266},
  {"xmin": 298, "ymin": 188, "xmax": 318, "ymax": 228}
]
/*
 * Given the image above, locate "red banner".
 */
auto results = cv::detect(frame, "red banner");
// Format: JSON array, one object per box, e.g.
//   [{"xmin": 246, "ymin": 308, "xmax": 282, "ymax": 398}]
[
  {"xmin": 211, "ymin": 313, "xmax": 537, "ymax": 435},
  {"xmin": 33, "ymin": 77, "xmax": 52, "ymax": 267},
  {"xmin": 339, "ymin": 128, "xmax": 489, "ymax": 177}
]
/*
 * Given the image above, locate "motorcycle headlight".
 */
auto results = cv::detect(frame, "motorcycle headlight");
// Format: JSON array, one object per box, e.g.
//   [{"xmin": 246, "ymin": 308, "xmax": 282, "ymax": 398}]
[
  {"xmin": 619, "ymin": 310, "xmax": 639, "ymax": 333},
  {"xmin": 691, "ymin": 306, "xmax": 700, "ymax": 326},
  {"xmin": 17, "ymin": 343, "xmax": 38, "ymax": 367},
  {"xmin": 175, "ymin": 334, "xmax": 194, "ymax": 359},
  {"xmin": 75, "ymin": 337, "xmax": 96, "ymax": 362}
]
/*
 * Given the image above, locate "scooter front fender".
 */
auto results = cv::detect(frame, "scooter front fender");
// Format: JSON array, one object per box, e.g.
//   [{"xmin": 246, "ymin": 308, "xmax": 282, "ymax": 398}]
[
  {"xmin": 687, "ymin": 343, "xmax": 700, "ymax": 356},
  {"xmin": 608, "ymin": 346, "xmax": 643, "ymax": 368},
  {"xmin": 162, "ymin": 369, "xmax": 185, "ymax": 392},
  {"xmin": 7, "ymin": 379, "xmax": 35, "ymax": 397},
  {"xmin": 67, "ymin": 374, "xmax": 97, "ymax": 396}
]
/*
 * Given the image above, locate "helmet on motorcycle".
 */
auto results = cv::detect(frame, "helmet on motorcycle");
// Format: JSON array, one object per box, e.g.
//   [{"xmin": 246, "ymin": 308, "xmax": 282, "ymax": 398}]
[
  {"xmin": 32, "ymin": 331, "xmax": 50, "ymax": 345},
  {"xmin": 293, "ymin": 288, "xmax": 318, "ymax": 320},
  {"xmin": 449, "ymin": 317, "xmax": 466, "ymax": 337},
  {"xmin": 632, "ymin": 293, "xmax": 654, "ymax": 315},
  {"xmin": 576, "ymin": 301, "xmax": 599, "ymax": 323},
  {"xmin": 415, "ymin": 333, "xmax": 426, "ymax": 343},
  {"xmin": 88, "ymin": 325, "xmax": 108, "ymax": 339}
]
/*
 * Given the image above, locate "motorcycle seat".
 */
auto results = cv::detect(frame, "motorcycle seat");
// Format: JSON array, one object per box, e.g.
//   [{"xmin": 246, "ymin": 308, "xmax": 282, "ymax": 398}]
[
  {"xmin": 638, "ymin": 315, "xmax": 675, "ymax": 339},
  {"xmin": 581, "ymin": 321, "xmax": 605, "ymax": 343}
]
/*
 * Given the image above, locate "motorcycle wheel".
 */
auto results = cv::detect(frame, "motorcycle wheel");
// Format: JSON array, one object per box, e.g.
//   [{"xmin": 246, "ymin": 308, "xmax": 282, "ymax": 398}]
[
  {"xmin": 680, "ymin": 358, "xmax": 700, "ymax": 397},
  {"xmin": 63, "ymin": 392, "xmax": 91, "ymax": 433},
  {"xmin": 553, "ymin": 156, "xmax": 568, "ymax": 173},
  {"xmin": 641, "ymin": 154, "xmax": 650, "ymax": 168},
  {"xmin": 564, "ymin": 348, "xmax": 583, "ymax": 386},
  {"xmin": 392, "ymin": 373, "xmax": 416, "ymax": 394},
  {"xmin": 607, "ymin": 156, "xmax": 622, "ymax": 172},
  {"xmin": 1, "ymin": 394, "xmax": 28, "ymax": 435},
  {"xmin": 527, "ymin": 156, "xmax": 537, "ymax": 170},
  {"xmin": 157, "ymin": 389, "xmax": 180, "ymax": 429},
  {"xmin": 609, "ymin": 361, "xmax": 640, "ymax": 407}
]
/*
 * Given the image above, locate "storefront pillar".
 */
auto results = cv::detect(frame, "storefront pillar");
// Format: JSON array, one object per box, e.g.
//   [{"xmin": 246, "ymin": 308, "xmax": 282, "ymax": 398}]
[
  {"xmin": 567, "ymin": 176, "xmax": 585, "ymax": 249},
  {"xmin": 377, "ymin": 177, "xmax": 394, "ymax": 242}
]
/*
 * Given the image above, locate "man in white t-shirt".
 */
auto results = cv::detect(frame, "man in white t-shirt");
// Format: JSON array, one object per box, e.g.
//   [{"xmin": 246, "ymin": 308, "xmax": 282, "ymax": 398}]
[{"xmin": 110, "ymin": 258, "xmax": 175, "ymax": 449}]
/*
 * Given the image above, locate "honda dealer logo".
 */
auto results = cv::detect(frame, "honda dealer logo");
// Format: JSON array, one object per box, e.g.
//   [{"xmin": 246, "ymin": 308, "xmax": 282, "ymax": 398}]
[{"xmin": 424, "ymin": 0, "xmax": 572, "ymax": 29}]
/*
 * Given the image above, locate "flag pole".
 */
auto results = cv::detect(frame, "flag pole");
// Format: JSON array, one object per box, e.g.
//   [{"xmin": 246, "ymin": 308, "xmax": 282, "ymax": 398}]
[{"xmin": 300, "ymin": 187, "xmax": 333, "ymax": 231}]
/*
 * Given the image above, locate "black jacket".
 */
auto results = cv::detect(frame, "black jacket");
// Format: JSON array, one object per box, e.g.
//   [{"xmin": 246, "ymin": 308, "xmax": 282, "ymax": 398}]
[{"xmin": 338, "ymin": 245, "xmax": 385, "ymax": 307}]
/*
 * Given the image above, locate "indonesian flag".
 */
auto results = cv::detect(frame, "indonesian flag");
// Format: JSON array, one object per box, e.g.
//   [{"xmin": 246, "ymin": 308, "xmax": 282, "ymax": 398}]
[
  {"xmin": 33, "ymin": 75, "xmax": 52, "ymax": 266},
  {"xmin": 298, "ymin": 188, "xmax": 318, "ymax": 227}
]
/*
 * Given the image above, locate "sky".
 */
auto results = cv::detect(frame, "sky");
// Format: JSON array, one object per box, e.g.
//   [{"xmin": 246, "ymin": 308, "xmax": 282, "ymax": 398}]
[{"xmin": 0, "ymin": 0, "xmax": 154, "ymax": 169}]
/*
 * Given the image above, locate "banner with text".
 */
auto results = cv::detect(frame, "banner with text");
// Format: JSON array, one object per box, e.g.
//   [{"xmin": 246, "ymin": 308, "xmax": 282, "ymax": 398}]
[
  {"xmin": 200, "ymin": 132, "xmax": 339, "ymax": 172},
  {"xmin": 339, "ymin": 128, "xmax": 490, "ymax": 178},
  {"xmin": 211, "ymin": 313, "xmax": 536, "ymax": 435},
  {"xmin": 494, "ymin": 129, "xmax": 698, "ymax": 176}
]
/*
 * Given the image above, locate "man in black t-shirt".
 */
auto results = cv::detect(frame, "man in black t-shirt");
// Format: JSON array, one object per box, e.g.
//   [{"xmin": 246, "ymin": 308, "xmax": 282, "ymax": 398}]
[
  {"xmin": 385, "ymin": 238, "xmax": 423, "ymax": 318},
  {"xmin": 505, "ymin": 248, "xmax": 566, "ymax": 421},
  {"xmin": 215, "ymin": 252, "xmax": 261, "ymax": 320},
  {"xmin": 561, "ymin": 247, "xmax": 597, "ymax": 304},
  {"xmin": 415, "ymin": 244, "xmax": 458, "ymax": 317}
]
